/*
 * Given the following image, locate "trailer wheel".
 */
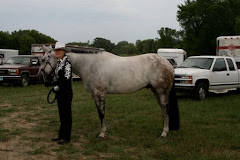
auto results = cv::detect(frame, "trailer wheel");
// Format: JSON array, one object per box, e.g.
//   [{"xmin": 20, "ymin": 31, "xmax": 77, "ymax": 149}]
[
  {"xmin": 21, "ymin": 74, "xmax": 30, "ymax": 87},
  {"xmin": 194, "ymin": 82, "xmax": 208, "ymax": 99}
]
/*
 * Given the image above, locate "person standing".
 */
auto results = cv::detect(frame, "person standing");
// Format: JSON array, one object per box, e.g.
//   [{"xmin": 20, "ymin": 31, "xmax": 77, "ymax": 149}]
[{"xmin": 51, "ymin": 42, "xmax": 73, "ymax": 145}]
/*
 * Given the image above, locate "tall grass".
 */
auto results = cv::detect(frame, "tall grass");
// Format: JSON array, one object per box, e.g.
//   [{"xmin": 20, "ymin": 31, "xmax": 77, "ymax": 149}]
[{"xmin": 0, "ymin": 82, "xmax": 239, "ymax": 159}]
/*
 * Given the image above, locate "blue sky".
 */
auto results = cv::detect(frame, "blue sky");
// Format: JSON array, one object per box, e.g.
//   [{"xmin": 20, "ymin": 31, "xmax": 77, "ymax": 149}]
[{"xmin": 0, "ymin": 0, "xmax": 185, "ymax": 44}]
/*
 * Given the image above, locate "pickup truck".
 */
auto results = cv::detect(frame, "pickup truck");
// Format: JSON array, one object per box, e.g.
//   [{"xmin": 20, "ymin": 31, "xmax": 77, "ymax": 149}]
[
  {"xmin": 174, "ymin": 56, "xmax": 240, "ymax": 99},
  {"xmin": 0, "ymin": 55, "xmax": 42, "ymax": 86}
]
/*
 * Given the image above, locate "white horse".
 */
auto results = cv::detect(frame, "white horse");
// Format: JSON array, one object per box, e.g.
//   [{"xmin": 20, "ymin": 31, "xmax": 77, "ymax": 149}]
[{"xmin": 40, "ymin": 46, "xmax": 179, "ymax": 138}]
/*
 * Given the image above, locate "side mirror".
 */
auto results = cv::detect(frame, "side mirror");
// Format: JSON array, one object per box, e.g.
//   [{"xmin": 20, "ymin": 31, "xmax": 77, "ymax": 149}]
[{"xmin": 32, "ymin": 60, "xmax": 38, "ymax": 65}]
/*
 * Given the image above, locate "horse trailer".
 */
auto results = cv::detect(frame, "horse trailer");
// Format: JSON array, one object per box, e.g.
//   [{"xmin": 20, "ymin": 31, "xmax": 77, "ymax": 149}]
[
  {"xmin": 0, "ymin": 49, "xmax": 19, "ymax": 64},
  {"xmin": 216, "ymin": 35, "xmax": 240, "ymax": 68},
  {"xmin": 157, "ymin": 48, "xmax": 187, "ymax": 67}
]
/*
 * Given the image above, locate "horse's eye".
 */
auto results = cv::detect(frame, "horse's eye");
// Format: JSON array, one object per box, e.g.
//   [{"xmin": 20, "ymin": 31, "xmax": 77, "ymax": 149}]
[{"xmin": 42, "ymin": 58, "xmax": 46, "ymax": 63}]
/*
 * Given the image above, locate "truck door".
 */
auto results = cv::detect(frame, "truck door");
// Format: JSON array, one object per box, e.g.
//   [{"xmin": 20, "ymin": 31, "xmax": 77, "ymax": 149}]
[
  {"xmin": 211, "ymin": 58, "xmax": 229, "ymax": 90},
  {"xmin": 30, "ymin": 57, "xmax": 41, "ymax": 77},
  {"xmin": 226, "ymin": 58, "xmax": 239, "ymax": 89}
]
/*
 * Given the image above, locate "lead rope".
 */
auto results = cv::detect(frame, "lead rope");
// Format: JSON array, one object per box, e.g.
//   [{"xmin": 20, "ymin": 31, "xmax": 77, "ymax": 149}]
[
  {"xmin": 47, "ymin": 88, "xmax": 56, "ymax": 104},
  {"xmin": 42, "ymin": 72, "xmax": 56, "ymax": 104},
  {"xmin": 43, "ymin": 57, "xmax": 58, "ymax": 104}
]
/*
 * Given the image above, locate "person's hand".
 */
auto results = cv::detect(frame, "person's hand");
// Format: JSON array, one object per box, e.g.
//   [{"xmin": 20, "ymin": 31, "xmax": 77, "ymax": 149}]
[{"xmin": 54, "ymin": 86, "xmax": 59, "ymax": 92}]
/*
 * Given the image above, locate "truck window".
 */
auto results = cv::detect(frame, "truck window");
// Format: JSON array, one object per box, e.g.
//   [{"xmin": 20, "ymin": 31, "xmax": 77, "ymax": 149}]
[
  {"xmin": 226, "ymin": 58, "xmax": 235, "ymax": 71},
  {"xmin": 180, "ymin": 58, "xmax": 213, "ymax": 70},
  {"xmin": 236, "ymin": 62, "xmax": 240, "ymax": 69},
  {"xmin": 0, "ymin": 54, "xmax": 3, "ymax": 65},
  {"xmin": 213, "ymin": 58, "xmax": 227, "ymax": 71},
  {"xmin": 5, "ymin": 57, "xmax": 22, "ymax": 64},
  {"xmin": 22, "ymin": 58, "xmax": 30, "ymax": 65}
]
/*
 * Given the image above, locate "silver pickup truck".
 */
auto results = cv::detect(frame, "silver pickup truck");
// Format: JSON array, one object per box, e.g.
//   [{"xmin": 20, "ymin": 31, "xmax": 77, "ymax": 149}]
[{"xmin": 174, "ymin": 56, "xmax": 240, "ymax": 99}]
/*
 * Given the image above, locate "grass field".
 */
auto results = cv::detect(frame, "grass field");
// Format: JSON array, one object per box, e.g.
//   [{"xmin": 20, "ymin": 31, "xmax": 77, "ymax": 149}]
[{"xmin": 0, "ymin": 81, "xmax": 240, "ymax": 159}]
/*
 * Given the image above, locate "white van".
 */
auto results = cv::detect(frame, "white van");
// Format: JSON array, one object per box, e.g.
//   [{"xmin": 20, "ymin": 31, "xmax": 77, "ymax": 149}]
[{"xmin": 157, "ymin": 48, "xmax": 187, "ymax": 67}]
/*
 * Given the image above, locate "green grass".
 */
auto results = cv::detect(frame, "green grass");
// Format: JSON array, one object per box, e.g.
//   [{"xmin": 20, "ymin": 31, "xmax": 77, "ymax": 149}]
[{"xmin": 0, "ymin": 82, "xmax": 240, "ymax": 159}]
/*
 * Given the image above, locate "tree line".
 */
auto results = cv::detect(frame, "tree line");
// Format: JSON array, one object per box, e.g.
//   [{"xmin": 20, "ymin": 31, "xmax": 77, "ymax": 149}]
[
  {"xmin": 0, "ymin": 28, "xmax": 182, "ymax": 55},
  {"xmin": 0, "ymin": 0, "xmax": 239, "ymax": 56},
  {"xmin": 178, "ymin": 0, "xmax": 240, "ymax": 56}
]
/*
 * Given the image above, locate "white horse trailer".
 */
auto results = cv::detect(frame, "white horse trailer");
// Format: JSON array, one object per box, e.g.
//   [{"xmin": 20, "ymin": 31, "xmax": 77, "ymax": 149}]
[
  {"xmin": 0, "ymin": 49, "xmax": 19, "ymax": 64},
  {"xmin": 216, "ymin": 36, "xmax": 240, "ymax": 68},
  {"xmin": 157, "ymin": 48, "xmax": 187, "ymax": 67}
]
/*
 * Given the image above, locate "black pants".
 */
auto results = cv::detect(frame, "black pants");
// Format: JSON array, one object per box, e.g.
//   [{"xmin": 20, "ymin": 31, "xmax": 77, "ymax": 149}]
[{"xmin": 56, "ymin": 93, "xmax": 72, "ymax": 141}]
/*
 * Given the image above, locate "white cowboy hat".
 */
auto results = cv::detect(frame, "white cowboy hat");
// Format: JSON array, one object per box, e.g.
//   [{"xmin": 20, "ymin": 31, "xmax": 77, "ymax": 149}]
[{"xmin": 54, "ymin": 42, "xmax": 71, "ymax": 52}]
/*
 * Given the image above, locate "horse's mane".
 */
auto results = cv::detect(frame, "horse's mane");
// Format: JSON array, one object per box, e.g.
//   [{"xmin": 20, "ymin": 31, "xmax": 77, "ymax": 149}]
[{"xmin": 70, "ymin": 48, "xmax": 104, "ymax": 54}]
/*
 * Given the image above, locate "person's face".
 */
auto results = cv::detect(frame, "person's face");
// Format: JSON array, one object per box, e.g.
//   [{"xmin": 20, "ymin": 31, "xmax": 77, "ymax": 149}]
[{"xmin": 55, "ymin": 49, "xmax": 65, "ymax": 59}]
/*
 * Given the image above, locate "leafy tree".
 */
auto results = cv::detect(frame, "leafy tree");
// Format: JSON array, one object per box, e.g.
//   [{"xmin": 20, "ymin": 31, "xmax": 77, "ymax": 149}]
[
  {"xmin": 157, "ymin": 27, "xmax": 184, "ymax": 48},
  {"xmin": 0, "ymin": 30, "xmax": 56, "ymax": 54},
  {"xmin": 177, "ymin": 0, "xmax": 240, "ymax": 56},
  {"xmin": 91, "ymin": 37, "xmax": 115, "ymax": 52},
  {"xmin": 67, "ymin": 41, "xmax": 90, "ymax": 46},
  {"xmin": 234, "ymin": 16, "xmax": 240, "ymax": 33},
  {"xmin": 113, "ymin": 41, "xmax": 138, "ymax": 55},
  {"xmin": 0, "ymin": 31, "xmax": 12, "ymax": 49},
  {"xmin": 136, "ymin": 39, "xmax": 159, "ymax": 54},
  {"xmin": 19, "ymin": 35, "xmax": 36, "ymax": 55}
]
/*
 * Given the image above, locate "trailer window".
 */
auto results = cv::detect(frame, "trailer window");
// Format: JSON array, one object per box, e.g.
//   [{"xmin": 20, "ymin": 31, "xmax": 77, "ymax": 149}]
[{"xmin": 226, "ymin": 59, "xmax": 235, "ymax": 71}]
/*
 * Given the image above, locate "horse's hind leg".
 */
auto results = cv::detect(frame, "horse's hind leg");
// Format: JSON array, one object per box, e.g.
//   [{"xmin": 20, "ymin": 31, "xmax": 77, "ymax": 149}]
[
  {"xmin": 151, "ymin": 88, "xmax": 169, "ymax": 138},
  {"xmin": 92, "ymin": 91, "xmax": 107, "ymax": 138}
]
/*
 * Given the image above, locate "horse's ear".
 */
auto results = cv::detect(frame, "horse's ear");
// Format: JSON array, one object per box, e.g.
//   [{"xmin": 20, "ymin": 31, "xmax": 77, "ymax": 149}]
[{"xmin": 42, "ymin": 45, "xmax": 49, "ymax": 53}]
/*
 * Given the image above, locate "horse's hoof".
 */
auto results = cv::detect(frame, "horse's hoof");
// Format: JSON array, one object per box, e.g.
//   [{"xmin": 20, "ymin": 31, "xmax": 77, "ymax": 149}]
[
  {"xmin": 99, "ymin": 132, "xmax": 105, "ymax": 138},
  {"xmin": 159, "ymin": 136, "xmax": 166, "ymax": 139},
  {"xmin": 160, "ymin": 132, "xmax": 167, "ymax": 138},
  {"xmin": 98, "ymin": 135, "xmax": 105, "ymax": 139},
  {"xmin": 96, "ymin": 135, "xmax": 105, "ymax": 141}
]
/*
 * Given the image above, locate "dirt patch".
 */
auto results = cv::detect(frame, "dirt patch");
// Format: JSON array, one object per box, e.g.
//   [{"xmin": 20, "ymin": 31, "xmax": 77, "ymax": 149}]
[
  {"xmin": 0, "ymin": 104, "xmax": 60, "ymax": 160},
  {"xmin": 0, "ymin": 102, "xmax": 106, "ymax": 159}
]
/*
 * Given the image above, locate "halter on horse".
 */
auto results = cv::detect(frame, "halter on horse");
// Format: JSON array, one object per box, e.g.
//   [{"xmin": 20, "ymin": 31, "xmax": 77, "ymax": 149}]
[{"xmin": 39, "ymin": 46, "xmax": 179, "ymax": 138}]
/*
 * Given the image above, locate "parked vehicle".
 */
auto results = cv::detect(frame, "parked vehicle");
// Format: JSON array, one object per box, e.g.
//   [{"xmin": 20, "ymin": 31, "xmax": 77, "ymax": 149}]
[
  {"xmin": 0, "ymin": 55, "xmax": 42, "ymax": 86},
  {"xmin": 216, "ymin": 35, "xmax": 240, "ymax": 68},
  {"xmin": 174, "ymin": 56, "xmax": 240, "ymax": 99},
  {"xmin": 0, "ymin": 49, "xmax": 19, "ymax": 65},
  {"xmin": 157, "ymin": 48, "xmax": 187, "ymax": 67}
]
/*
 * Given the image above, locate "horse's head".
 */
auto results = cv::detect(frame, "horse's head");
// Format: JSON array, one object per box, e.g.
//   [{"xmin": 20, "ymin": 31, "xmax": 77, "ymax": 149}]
[{"xmin": 39, "ymin": 45, "xmax": 58, "ymax": 83}]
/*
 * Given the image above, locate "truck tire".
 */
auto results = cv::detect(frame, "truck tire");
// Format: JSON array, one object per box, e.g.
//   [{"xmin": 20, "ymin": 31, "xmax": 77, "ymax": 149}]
[
  {"xmin": 21, "ymin": 74, "xmax": 30, "ymax": 87},
  {"xmin": 194, "ymin": 82, "xmax": 208, "ymax": 99}
]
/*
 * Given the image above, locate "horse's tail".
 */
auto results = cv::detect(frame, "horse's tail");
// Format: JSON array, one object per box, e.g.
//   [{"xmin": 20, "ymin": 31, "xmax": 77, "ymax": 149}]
[{"xmin": 168, "ymin": 80, "xmax": 180, "ymax": 130}]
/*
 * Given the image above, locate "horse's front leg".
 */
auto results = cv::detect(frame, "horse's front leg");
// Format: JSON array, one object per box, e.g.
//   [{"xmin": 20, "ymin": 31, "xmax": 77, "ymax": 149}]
[{"xmin": 93, "ymin": 91, "xmax": 107, "ymax": 138}]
